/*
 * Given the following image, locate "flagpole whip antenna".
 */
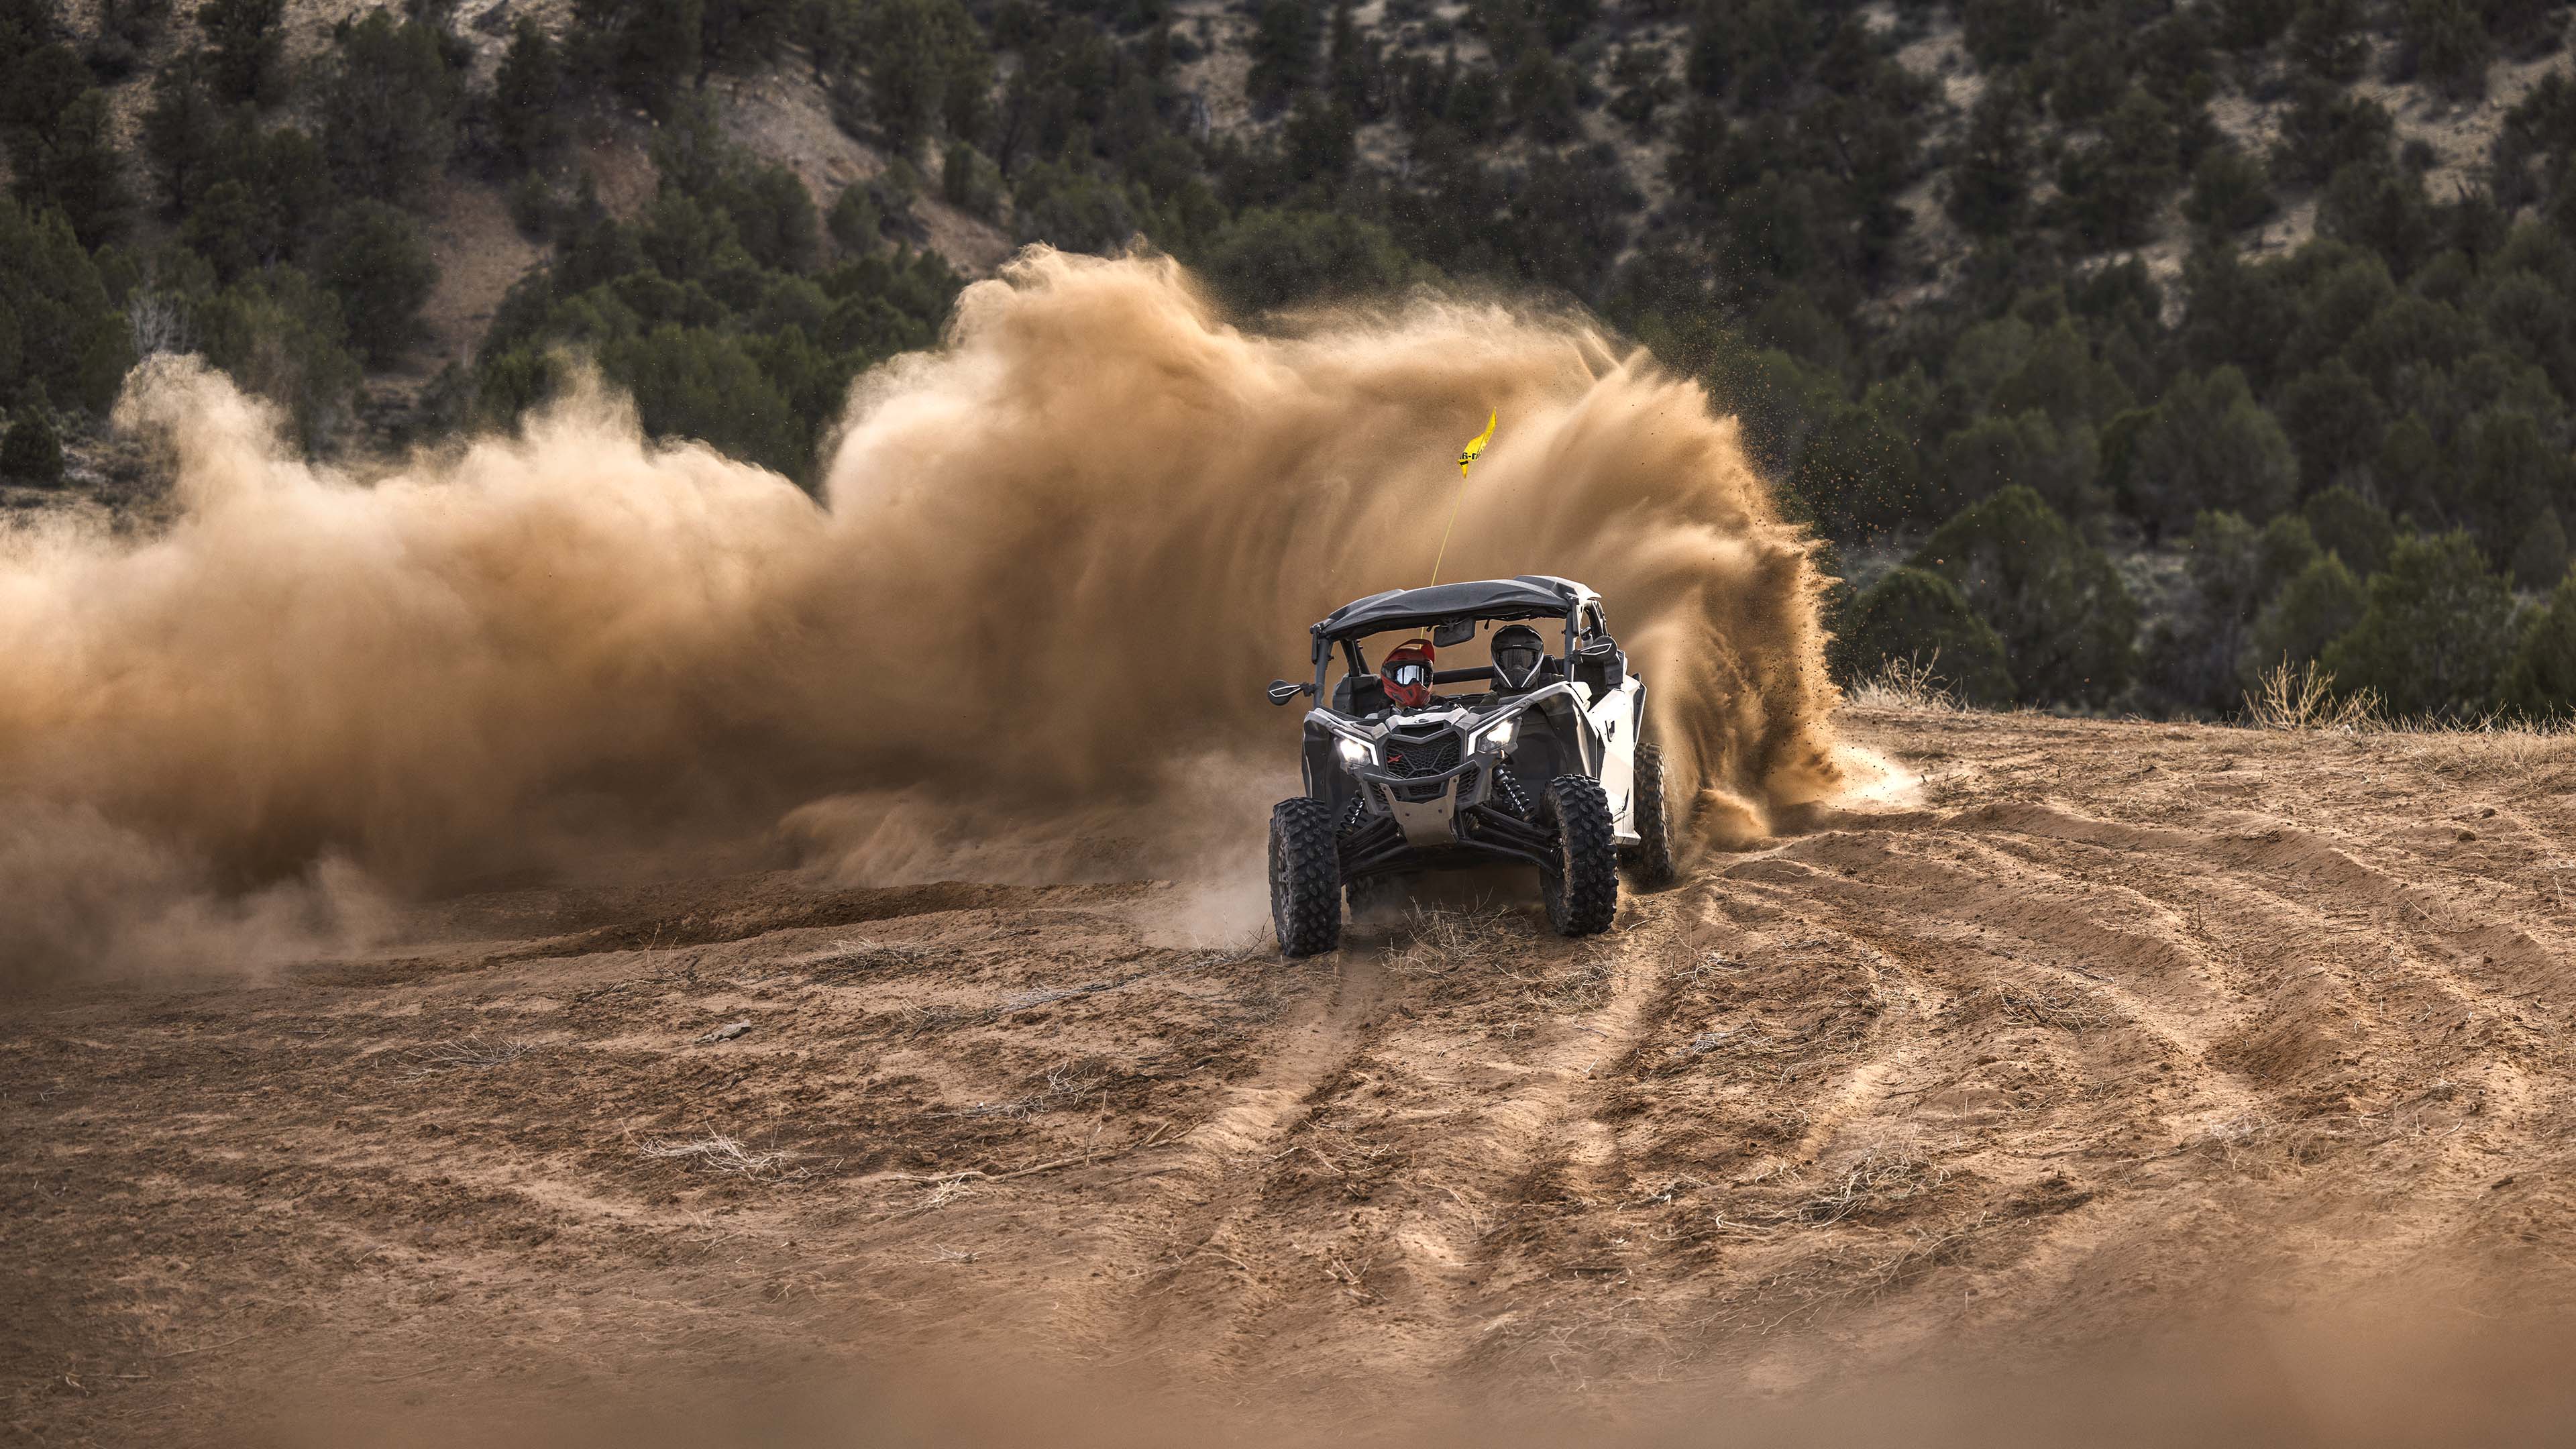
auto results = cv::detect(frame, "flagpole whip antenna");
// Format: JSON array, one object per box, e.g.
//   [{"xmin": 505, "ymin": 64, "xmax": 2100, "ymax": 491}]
[{"xmin": 1430, "ymin": 411, "xmax": 1496, "ymax": 588}]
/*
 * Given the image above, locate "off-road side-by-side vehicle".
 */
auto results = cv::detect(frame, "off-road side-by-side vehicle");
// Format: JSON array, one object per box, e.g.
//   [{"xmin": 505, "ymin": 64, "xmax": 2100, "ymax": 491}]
[{"xmin": 1265, "ymin": 576, "xmax": 1677, "ymax": 955}]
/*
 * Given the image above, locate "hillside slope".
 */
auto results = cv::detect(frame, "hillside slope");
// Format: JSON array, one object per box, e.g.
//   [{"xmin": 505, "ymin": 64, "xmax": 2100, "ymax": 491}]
[{"xmin": 10, "ymin": 703, "xmax": 2576, "ymax": 1441}]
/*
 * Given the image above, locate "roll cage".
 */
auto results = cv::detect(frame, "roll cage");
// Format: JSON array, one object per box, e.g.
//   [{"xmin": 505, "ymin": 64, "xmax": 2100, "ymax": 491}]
[{"xmin": 1305, "ymin": 574, "xmax": 1612, "ymax": 704}]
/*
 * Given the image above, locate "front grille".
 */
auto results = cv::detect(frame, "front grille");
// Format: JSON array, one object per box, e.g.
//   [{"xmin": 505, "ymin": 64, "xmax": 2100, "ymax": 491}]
[{"xmin": 1381, "ymin": 729, "xmax": 1461, "ymax": 779}]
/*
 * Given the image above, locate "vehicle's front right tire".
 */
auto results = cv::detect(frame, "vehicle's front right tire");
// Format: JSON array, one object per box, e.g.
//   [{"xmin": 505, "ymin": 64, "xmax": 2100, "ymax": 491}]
[
  {"xmin": 1621, "ymin": 741, "xmax": 1680, "ymax": 888},
  {"xmin": 1540, "ymin": 775, "xmax": 1619, "ymax": 937},
  {"xmin": 1270, "ymin": 796, "xmax": 1344, "ymax": 957}
]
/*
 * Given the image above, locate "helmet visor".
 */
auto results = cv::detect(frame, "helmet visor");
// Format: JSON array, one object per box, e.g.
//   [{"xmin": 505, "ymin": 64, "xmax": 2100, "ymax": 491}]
[
  {"xmin": 1385, "ymin": 659, "xmax": 1434, "ymax": 691},
  {"xmin": 1494, "ymin": 643, "xmax": 1540, "ymax": 686}
]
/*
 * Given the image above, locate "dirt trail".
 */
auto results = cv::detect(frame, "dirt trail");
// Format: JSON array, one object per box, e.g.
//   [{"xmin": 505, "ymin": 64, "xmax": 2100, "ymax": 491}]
[{"xmin": 9, "ymin": 704, "xmax": 2576, "ymax": 1442}]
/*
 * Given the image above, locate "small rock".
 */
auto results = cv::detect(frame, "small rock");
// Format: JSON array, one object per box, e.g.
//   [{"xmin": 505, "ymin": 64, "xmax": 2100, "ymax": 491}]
[
  {"xmin": 2457, "ymin": 828, "xmax": 2478, "ymax": 842},
  {"xmin": 701, "ymin": 1020, "xmax": 752, "ymax": 1042}
]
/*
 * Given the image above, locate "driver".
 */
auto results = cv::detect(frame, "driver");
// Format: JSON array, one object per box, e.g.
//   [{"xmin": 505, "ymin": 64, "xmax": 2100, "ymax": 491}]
[
  {"xmin": 1381, "ymin": 639, "xmax": 1437, "ymax": 711},
  {"xmin": 1490, "ymin": 624, "xmax": 1547, "ymax": 693}
]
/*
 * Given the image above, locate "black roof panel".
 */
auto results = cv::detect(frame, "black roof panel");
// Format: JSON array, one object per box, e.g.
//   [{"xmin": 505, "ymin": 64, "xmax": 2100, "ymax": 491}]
[{"xmin": 1311, "ymin": 575, "xmax": 1597, "ymax": 639}]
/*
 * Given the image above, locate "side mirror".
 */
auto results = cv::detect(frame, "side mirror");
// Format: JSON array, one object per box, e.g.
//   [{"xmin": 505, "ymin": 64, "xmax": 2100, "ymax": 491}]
[
  {"xmin": 1578, "ymin": 635, "xmax": 1619, "ymax": 657},
  {"xmin": 1268, "ymin": 680, "xmax": 1316, "ymax": 706}
]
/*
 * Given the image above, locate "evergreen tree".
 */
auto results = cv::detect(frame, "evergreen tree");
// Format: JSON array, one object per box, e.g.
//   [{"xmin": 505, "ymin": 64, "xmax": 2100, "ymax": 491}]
[
  {"xmin": 197, "ymin": 0, "xmax": 284, "ymax": 105},
  {"xmin": 2324, "ymin": 531, "xmax": 2516, "ymax": 716},
  {"xmin": 2503, "ymin": 570, "xmax": 2576, "ymax": 716},
  {"xmin": 1830, "ymin": 566, "xmax": 2015, "ymax": 706},
  {"xmin": 1946, "ymin": 86, "xmax": 2028, "ymax": 237},
  {"xmin": 494, "ymin": 16, "xmax": 566, "ymax": 169},
  {"xmin": 1913, "ymin": 485, "xmax": 2141, "ymax": 705},
  {"xmin": 1248, "ymin": 0, "xmax": 1322, "ymax": 113},
  {"xmin": 319, "ymin": 12, "xmax": 464, "ymax": 201},
  {"xmin": 2130, "ymin": 366, "xmax": 2299, "ymax": 535},
  {"xmin": 2300, "ymin": 484, "xmax": 2399, "ymax": 574},
  {"xmin": 2244, "ymin": 551, "xmax": 2368, "ymax": 688},
  {"xmin": 320, "ymin": 201, "xmax": 438, "ymax": 364},
  {"xmin": 0, "ymin": 400, "xmax": 64, "ymax": 485},
  {"xmin": 141, "ymin": 50, "xmax": 224, "ymax": 213}
]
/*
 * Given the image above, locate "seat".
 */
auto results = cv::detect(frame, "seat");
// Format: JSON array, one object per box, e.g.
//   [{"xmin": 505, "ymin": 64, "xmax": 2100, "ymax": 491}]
[
  {"xmin": 1332, "ymin": 672, "xmax": 1389, "ymax": 716},
  {"xmin": 1571, "ymin": 638, "xmax": 1626, "ymax": 696}
]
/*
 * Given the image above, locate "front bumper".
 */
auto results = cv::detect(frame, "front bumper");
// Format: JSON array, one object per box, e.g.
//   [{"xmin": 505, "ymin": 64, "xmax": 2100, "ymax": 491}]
[{"xmin": 1340, "ymin": 755, "xmax": 1552, "ymax": 877}]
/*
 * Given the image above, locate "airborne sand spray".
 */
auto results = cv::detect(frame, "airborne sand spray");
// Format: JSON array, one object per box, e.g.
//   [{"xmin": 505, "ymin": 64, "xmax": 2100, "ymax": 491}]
[{"xmin": 0, "ymin": 249, "xmax": 1837, "ymax": 976}]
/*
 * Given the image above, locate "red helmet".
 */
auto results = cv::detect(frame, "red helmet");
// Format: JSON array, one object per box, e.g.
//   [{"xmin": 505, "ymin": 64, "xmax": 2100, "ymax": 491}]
[{"xmin": 1381, "ymin": 639, "xmax": 1436, "ymax": 710}]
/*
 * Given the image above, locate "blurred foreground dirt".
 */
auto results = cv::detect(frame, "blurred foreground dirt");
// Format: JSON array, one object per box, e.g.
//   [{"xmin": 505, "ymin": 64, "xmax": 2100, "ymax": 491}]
[{"xmin": 9, "ymin": 705, "xmax": 2576, "ymax": 1444}]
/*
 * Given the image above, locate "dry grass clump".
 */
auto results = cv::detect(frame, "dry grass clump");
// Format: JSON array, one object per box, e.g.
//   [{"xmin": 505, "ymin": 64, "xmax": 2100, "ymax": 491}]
[
  {"xmin": 392, "ymin": 1038, "xmax": 535, "ymax": 1082},
  {"xmin": 1386, "ymin": 902, "xmax": 1521, "ymax": 979},
  {"xmin": 1790, "ymin": 1150, "xmax": 1951, "ymax": 1225},
  {"xmin": 2240, "ymin": 660, "xmax": 2383, "ymax": 731},
  {"xmin": 636, "ymin": 1132, "xmax": 810, "ymax": 1181},
  {"xmin": 1845, "ymin": 655, "xmax": 1968, "ymax": 712}
]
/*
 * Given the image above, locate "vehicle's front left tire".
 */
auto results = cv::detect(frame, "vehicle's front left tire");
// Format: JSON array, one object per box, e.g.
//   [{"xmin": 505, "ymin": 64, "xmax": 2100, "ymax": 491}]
[
  {"xmin": 1270, "ymin": 797, "xmax": 1344, "ymax": 957},
  {"xmin": 1540, "ymin": 775, "xmax": 1619, "ymax": 937}
]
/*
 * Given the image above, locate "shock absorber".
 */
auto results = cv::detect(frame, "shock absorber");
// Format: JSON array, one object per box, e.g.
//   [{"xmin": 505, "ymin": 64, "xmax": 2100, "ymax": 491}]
[{"xmin": 1492, "ymin": 763, "xmax": 1535, "ymax": 820}]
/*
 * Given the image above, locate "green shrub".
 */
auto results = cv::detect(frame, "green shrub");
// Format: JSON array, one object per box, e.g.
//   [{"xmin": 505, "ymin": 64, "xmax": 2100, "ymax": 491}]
[
  {"xmin": 2323, "ymin": 531, "xmax": 2516, "ymax": 716},
  {"xmin": 140, "ymin": 50, "xmax": 223, "ymax": 213},
  {"xmin": 192, "ymin": 266, "xmax": 363, "ymax": 451},
  {"xmin": 942, "ymin": 141, "xmax": 1002, "ymax": 220},
  {"xmin": 2129, "ymin": 366, "xmax": 2298, "ymax": 535},
  {"xmin": 319, "ymin": 201, "xmax": 437, "ymax": 364},
  {"xmin": 856, "ymin": 0, "xmax": 989, "ymax": 152},
  {"xmin": 828, "ymin": 184, "xmax": 884, "ymax": 255},
  {"xmin": 1, "ymin": 53, "xmax": 128, "ymax": 248},
  {"xmin": 320, "ymin": 11, "xmax": 464, "ymax": 202},
  {"xmin": 1830, "ymin": 565, "xmax": 2015, "ymax": 706},
  {"xmin": 1935, "ymin": 412, "xmax": 2102, "ymax": 521},
  {"xmin": 2396, "ymin": 0, "xmax": 2489, "ymax": 99},
  {"xmin": 0, "ymin": 400, "xmax": 63, "ymax": 484},
  {"xmin": 600, "ymin": 323, "xmax": 809, "ymax": 477},
  {"xmin": 2299, "ymin": 484, "xmax": 2398, "ymax": 574},
  {"xmin": 1913, "ymin": 485, "xmax": 2140, "ymax": 706},
  {"xmin": 1248, "ymin": 0, "xmax": 1322, "ymax": 111},
  {"xmin": 0, "ymin": 197, "xmax": 136, "ymax": 413},
  {"xmin": 2151, "ymin": 510, "xmax": 2321, "ymax": 709},
  {"xmin": 1198, "ymin": 207, "xmax": 1419, "ymax": 312},
  {"xmin": 494, "ymin": 15, "xmax": 566, "ymax": 169},
  {"xmin": 1795, "ymin": 402, "xmax": 1926, "ymax": 538},
  {"xmin": 1945, "ymin": 87, "xmax": 2029, "ymax": 237},
  {"xmin": 2183, "ymin": 143, "xmax": 2275, "ymax": 235},
  {"xmin": 2503, "ymin": 570, "xmax": 2576, "ymax": 716},
  {"xmin": 2512, "ymin": 508, "xmax": 2571, "ymax": 592},
  {"xmin": 2243, "ymin": 551, "xmax": 2367, "ymax": 688},
  {"xmin": 196, "ymin": 0, "xmax": 282, "ymax": 105},
  {"xmin": 2288, "ymin": 0, "xmax": 2367, "ymax": 81},
  {"xmin": 2275, "ymin": 358, "xmax": 2384, "ymax": 494},
  {"xmin": 1962, "ymin": 0, "xmax": 2049, "ymax": 67}
]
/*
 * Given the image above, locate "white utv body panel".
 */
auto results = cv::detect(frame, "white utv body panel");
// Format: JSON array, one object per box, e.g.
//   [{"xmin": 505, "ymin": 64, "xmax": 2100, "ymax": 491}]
[{"xmin": 1582, "ymin": 676, "xmax": 1646, "ymax": 841}]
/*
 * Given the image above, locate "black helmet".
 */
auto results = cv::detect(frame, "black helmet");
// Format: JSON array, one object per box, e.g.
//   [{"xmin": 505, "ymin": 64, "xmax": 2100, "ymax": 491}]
[{"xmin": 1492, "ymin": 624, "xmax": 1546, "ymax": 690}]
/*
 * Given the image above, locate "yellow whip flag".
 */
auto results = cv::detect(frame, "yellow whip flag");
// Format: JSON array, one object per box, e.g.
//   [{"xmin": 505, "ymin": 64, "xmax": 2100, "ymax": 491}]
[{"xmin": 1428, "ymin": 411, "xmax": 1497, "ymax": 588}]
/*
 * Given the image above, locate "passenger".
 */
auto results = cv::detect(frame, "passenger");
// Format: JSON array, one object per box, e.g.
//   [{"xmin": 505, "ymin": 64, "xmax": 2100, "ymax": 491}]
[{"xmin": 1489, "ymin": 624, "xmax": 1548, "ymax": 694}]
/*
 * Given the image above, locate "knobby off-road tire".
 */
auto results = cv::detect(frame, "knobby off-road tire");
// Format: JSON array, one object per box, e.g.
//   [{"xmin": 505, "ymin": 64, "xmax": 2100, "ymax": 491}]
[
  {"xmin": 1540, "ymin": 775, "xmax": 1619, "ymax": 937},
  {"xmin": 1620, "ymin": 741, "xmax": 1680, "ymax": 888},
  {"xmin": 1270, "ymin": 797, "xmax": 1344, "ymax": 957}
]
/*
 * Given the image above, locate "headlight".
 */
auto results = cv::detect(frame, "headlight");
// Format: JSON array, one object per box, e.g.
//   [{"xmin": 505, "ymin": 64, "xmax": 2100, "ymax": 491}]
[
  {"xmin": 1336, "ymin": 737, "xmax": 1371, "ymax": 765},
  {"xmin": 1479, "ymin": 718, "xmax": 1517, "ymax": 751}
]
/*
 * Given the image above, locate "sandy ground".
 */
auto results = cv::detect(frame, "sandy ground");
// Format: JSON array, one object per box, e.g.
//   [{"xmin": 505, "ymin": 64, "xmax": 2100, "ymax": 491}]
[{"xmin": 10, "ymin": 704, "xmax": 2576, "ymax": 1444}]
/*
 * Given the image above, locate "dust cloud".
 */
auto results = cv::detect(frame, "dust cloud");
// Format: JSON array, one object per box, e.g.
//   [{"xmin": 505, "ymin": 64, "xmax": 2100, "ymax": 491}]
[{"xmin": 0, "ymin": 248, "xmax": 1835, "ymax": 979}]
